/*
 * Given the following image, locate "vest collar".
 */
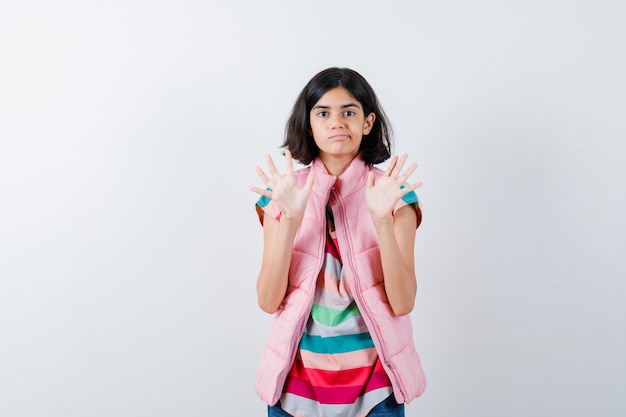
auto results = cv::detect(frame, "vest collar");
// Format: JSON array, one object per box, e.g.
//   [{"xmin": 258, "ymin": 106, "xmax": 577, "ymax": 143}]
[{"xmin": 311, "ymin": 154, "xmax": 369, "ymax": 197}]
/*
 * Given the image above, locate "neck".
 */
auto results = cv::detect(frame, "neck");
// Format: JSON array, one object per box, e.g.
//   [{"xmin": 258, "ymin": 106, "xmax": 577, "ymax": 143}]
[{"xmin": 319, "ymin": 153, "xmax": 359, "ymax": 176}]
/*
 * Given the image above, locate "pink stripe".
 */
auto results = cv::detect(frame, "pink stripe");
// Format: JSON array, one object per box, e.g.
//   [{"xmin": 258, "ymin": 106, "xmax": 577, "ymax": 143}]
[
  {"xmin": 325, "ymin": 236, "xmax": 340, "ymax": 260},
  {"xmin": 299, "ymin": 347, "xmax": 378, "ymax": 371},
  {"xmin": 317, "ymin": 271, "xmax": 339, "ymax": 289},
  {"xmin": 289, "ymin": 359, "xmax": 377, "ymax": 388},
  {"xmin": 332, "ymin": 237, "xmax": 342, "ymax": 260},
  {"xmin": 363, "ymin": 369, "xmax": 392, "ymax": 394},
  {"xmin": 317, "ymin": 273, "xmax": 352, "ymax": 295},
  {"xmin": 284, "ymin": 369, "xmax": 390, "ymax": 404}
]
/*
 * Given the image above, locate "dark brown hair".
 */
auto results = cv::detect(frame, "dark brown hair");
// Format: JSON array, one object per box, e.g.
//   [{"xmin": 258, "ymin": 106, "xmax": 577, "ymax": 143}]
[{"xmin": 283, "ymin": 67, "xmax": 392, "ymax": 165}]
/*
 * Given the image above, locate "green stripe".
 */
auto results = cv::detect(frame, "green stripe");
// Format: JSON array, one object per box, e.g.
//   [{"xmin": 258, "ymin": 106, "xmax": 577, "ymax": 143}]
[{"xmin": 311, "ymin": 302, "xmax": 361, "ymax": 327}]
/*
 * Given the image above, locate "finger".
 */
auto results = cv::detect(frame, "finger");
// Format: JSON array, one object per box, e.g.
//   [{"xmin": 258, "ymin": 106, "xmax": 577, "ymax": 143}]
[
  {"xmin": 265, "ymin": 154, "xmax": 282, "ymax": 179},
  {"xmin": 400, "ymin": 180, "xmax": 423, "ymax": 195},
  {"xmin": 303, "ymin": 168, "xmax": 315, "ymax": 192},
  {"xmin": 398, "ymin": 163, "xmax": 417, "ymax": 183},
  {"xmin": 284, "ymin": 150, "xmax": 294, "ymax": 176},
  {"xmin": 255, "ymin": 165, "xmax": 272, "ymax": 186},
  {"xmin": 391, "ymin": 154, "xmax": 408, "ymax": 178},
  {"xmin": 385, "ymin": 155, "xmax": 398, "ymax": 176},
  {"xmin": 249, "ymin": 186, "xmax": 272, "ymax": 197}
]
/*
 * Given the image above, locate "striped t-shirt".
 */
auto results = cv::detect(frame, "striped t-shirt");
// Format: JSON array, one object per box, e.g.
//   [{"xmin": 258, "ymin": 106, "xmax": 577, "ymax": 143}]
[
  {"xmin": 256, "ymin": 186, "xmax": 419, "ymax": 417},
  {"xmin": 278, "ymin": 205, "xmax": 392, "ymax": 417}
]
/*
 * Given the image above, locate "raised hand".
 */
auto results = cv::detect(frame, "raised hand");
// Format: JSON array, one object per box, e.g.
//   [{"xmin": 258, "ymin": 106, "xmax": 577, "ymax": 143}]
[
  {"xmin": 366, "ymin": 154, "xmax": 422, "ymax": 221},
  {"xmin": 250, "ymin": 150, "xmax": 314, "ymax": 220}
]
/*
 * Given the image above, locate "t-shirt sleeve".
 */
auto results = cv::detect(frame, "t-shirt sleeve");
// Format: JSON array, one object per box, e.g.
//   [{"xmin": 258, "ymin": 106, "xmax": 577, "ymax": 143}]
[
  {"xmin": 393, "ymin": 185, "xmax": 422, "ymax": 229},
  {"xmin": 255, "ymin": 191, "xmax": 282, "ymax": 225},
  {"xmin": 256, "ymin": 185, "xmax": 420, "ymax": 227}
]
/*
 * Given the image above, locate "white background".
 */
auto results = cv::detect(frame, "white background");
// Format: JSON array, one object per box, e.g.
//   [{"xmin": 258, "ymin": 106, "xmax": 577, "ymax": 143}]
[{"xmin": 1, "ymin": 1, "xmax": 625, "ymax": 416}]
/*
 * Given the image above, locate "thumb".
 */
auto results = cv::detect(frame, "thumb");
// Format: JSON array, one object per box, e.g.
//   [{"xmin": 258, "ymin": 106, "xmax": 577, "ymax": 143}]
[
  {"xmin": 366, "ymin": 171, "xmax": 375, "ymax": 189},
  {"xmin": 304, "ymin": 169, "xmax": 315, "ymax": 192}
]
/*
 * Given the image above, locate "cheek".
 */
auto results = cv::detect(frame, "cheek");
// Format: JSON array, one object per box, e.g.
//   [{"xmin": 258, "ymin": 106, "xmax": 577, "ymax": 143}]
[{"xmin": 310, "ymin": 122, "xmax": 324, "ymax": 139}]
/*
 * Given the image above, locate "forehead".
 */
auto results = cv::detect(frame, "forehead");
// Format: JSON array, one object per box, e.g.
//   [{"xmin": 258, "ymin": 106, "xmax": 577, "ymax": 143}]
[{"xmin": 312, "ymin": 87, "xmax": 362, "ymax": 108}]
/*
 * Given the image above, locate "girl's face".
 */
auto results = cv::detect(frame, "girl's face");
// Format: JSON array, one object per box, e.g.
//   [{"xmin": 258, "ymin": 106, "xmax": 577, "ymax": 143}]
[{"xmin": 309, "ymin": 87, "xmax": 375, "ymax": 163}]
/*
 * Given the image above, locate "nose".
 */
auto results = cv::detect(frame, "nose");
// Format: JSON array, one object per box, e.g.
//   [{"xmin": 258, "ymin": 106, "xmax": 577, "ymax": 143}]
[{"xmin": 329, "ymin": 113, "xmax": 345, "ymax": 128}]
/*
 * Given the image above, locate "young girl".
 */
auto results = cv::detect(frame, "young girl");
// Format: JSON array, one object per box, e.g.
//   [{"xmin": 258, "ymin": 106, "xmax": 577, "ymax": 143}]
[{"xmin": 250, "ymin": 68, "xmax": 426, "ymax": 417}]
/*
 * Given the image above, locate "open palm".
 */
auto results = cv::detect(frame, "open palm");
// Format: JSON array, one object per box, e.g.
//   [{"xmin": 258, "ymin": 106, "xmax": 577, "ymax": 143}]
[
  {"xmin": 251, "ymin": 150, "xmax": 314, "ymax": 220},
  {"xmin": 366, "ymin": 154, "xmax": 422, "ymax": 220}
]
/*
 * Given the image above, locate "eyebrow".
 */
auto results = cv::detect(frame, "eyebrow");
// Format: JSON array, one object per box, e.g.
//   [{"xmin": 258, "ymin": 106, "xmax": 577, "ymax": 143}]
[{"xmin": 312, "ymin": 103, "xmax": 360, "ymax": 110}]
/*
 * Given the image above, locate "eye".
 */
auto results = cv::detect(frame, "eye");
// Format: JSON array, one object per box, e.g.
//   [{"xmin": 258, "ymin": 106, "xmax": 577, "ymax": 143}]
[
  {"xmin": 344, "ymin": 110, "xmax": 356, "ymax": 117},
  {"xmin": 317, "ymin": 111, "xmax": 328, "ymax": 117}
]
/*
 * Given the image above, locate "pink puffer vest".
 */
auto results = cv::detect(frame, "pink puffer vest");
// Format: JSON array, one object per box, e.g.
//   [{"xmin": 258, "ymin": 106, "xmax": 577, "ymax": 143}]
[{"xmin": 255, "ymin": 155, "xmax": 426, "ymax": 406}]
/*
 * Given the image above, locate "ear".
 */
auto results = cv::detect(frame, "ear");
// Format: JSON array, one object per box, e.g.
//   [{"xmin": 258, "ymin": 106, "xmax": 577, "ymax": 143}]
[{"xmin": 363, "ymin": 113, "xmax": 376, "ymax": 135}]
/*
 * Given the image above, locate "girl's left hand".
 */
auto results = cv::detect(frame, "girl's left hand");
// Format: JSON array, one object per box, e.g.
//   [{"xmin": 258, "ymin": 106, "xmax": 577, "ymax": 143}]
[{"xmin": 366, "ymin": 154, "xmax": 422, "ymax": 221}]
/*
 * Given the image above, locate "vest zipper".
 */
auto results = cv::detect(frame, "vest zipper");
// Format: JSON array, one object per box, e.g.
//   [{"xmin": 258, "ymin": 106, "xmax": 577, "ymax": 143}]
[{"xmin": 329, "ymin": 189, "xmax": 407, "ymax": 401}]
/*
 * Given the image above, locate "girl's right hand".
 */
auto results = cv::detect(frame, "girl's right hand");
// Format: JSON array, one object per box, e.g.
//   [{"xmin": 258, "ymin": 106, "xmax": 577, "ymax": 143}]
[{"xmin": 250, "ymin": 150, "xmax": 314, "ymax": 220}]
